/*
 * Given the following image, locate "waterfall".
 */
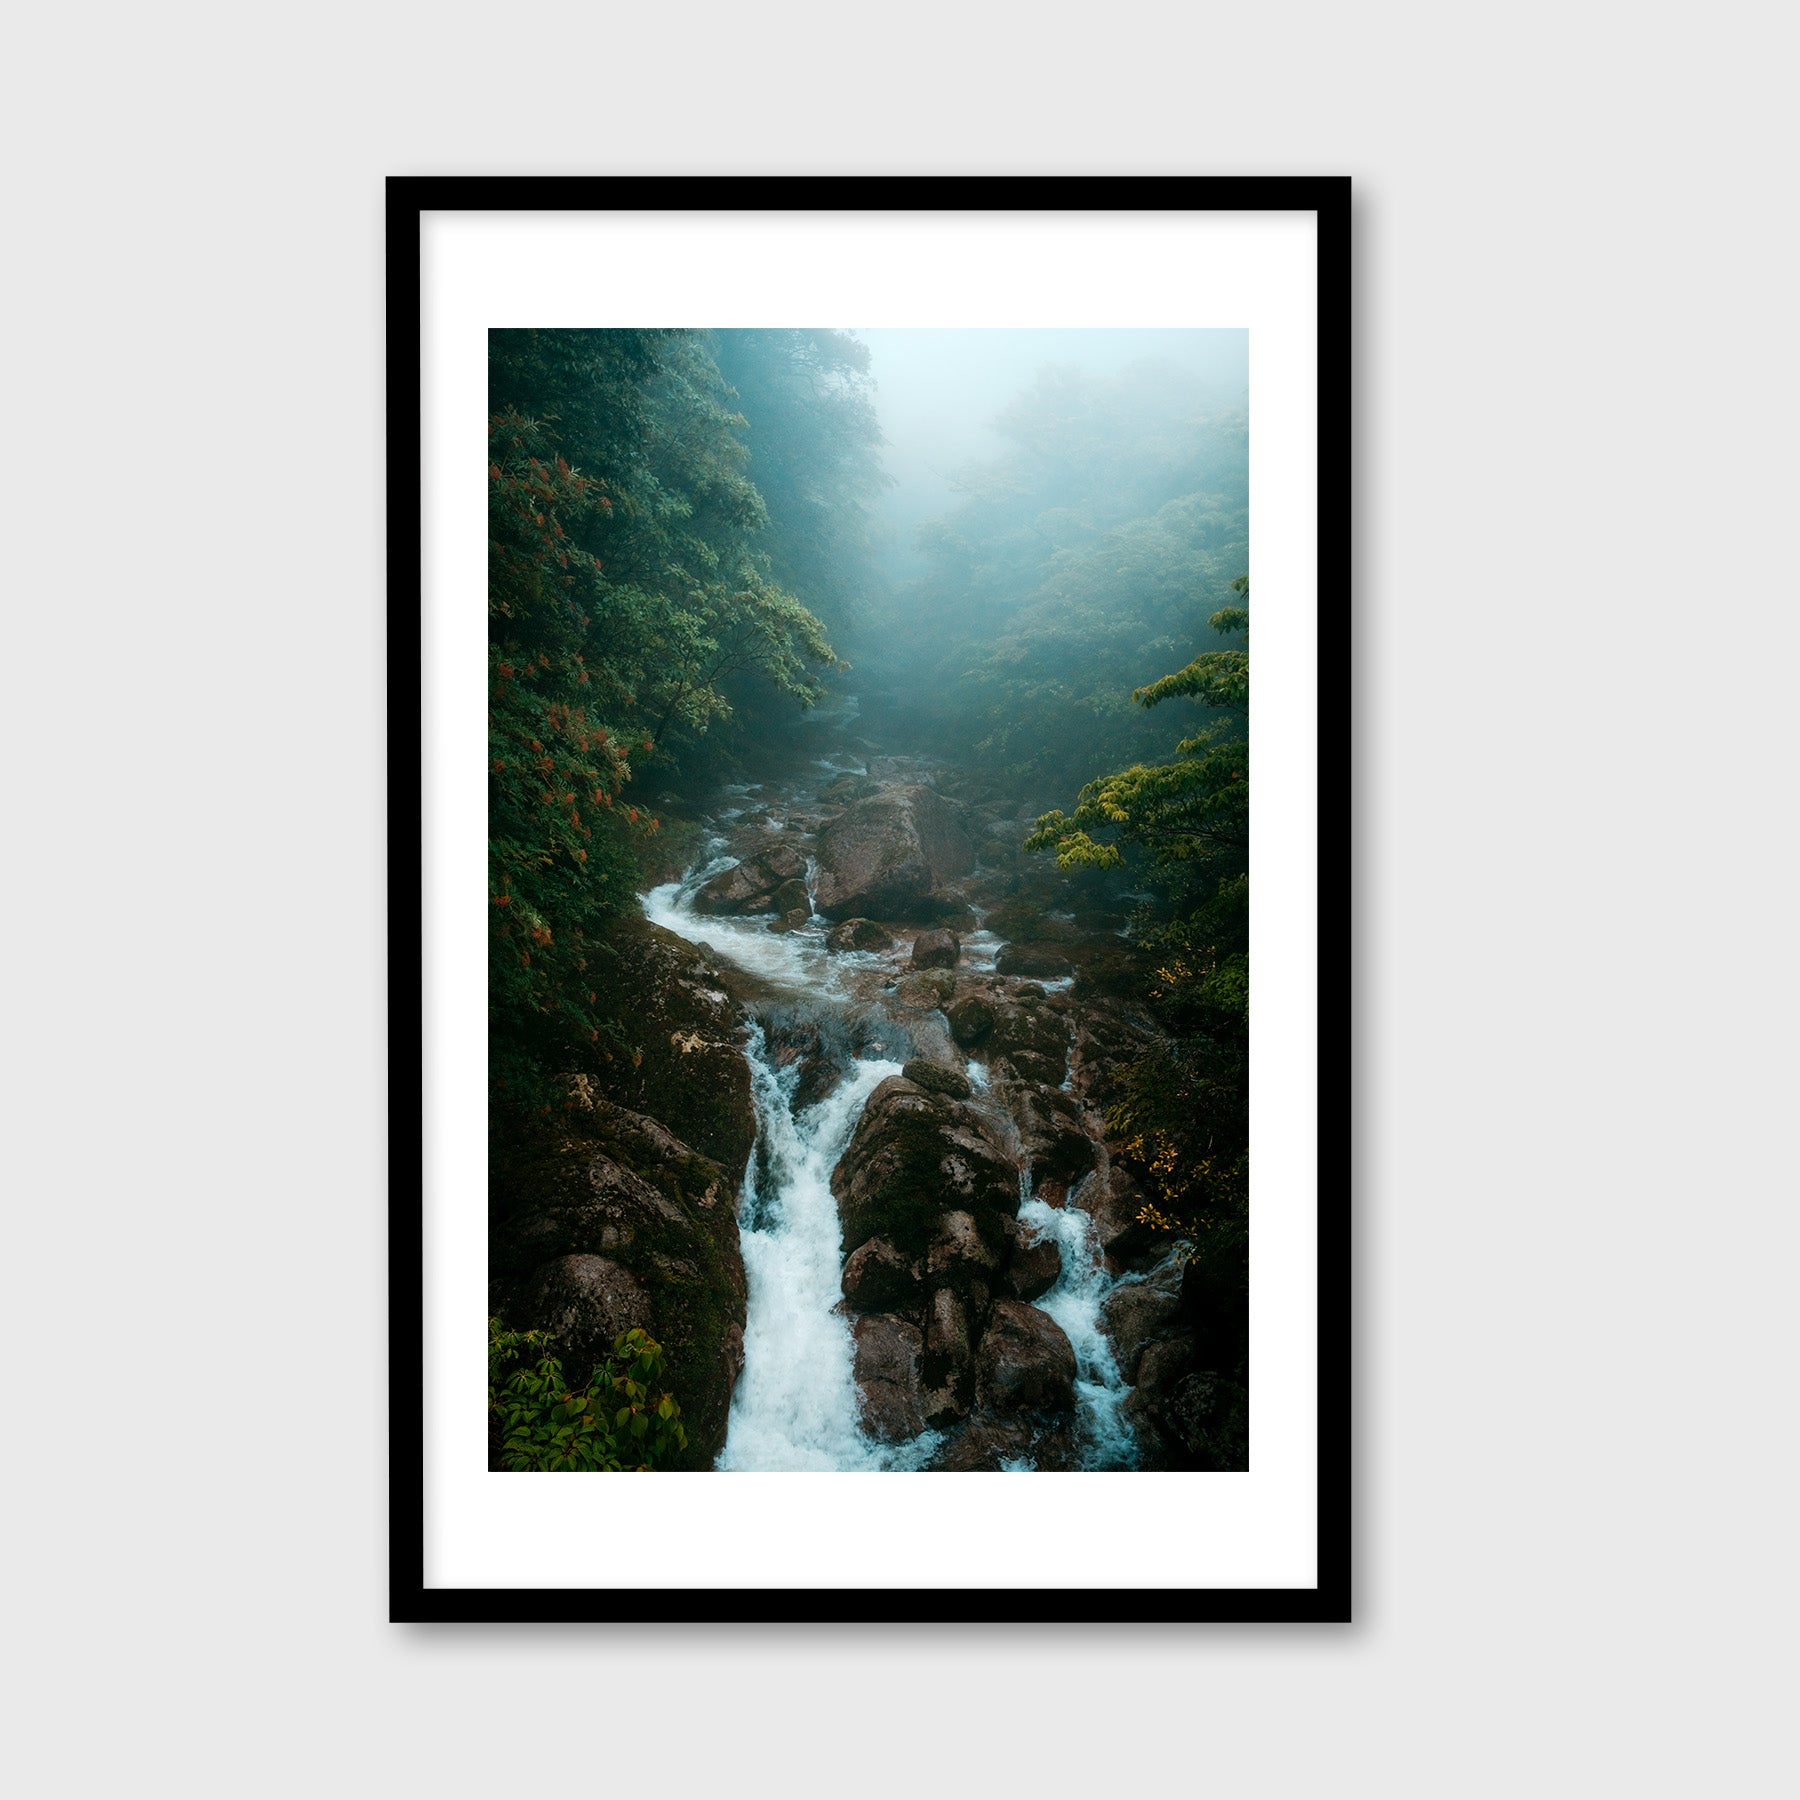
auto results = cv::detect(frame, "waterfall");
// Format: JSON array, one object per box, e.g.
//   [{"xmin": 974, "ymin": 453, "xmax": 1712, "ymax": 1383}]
[
  {"xmin": 1015, "ymin": 1175, "xmax": 1140, "ymax": 1470},
  {"xmin": 716, "ymin": 1026, "xmax": 938, "ymax": 1470},
  {"xmin": 644, "ymin": 819, "xmax": 1139, "ymax": 1472}
]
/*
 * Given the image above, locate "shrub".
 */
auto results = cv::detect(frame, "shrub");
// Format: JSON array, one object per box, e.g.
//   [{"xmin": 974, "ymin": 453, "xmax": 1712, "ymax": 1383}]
[{"xmin": 488, "ymin": 1320, "xmax": 688, "ymax": 1471}]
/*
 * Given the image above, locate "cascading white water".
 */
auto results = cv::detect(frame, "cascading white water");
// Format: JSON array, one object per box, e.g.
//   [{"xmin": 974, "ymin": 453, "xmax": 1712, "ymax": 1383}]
[
  {"xmin": 716, "ymin": 1027, "xmax": 941, "ymax": 1470},
  {"xmin": 1016, "ymin": 1176, "xmax": 1141, "ymax": 1470},
  {"xmin": 644, "ymin": 813, "xmax": 1139, "ymax": 1472}
]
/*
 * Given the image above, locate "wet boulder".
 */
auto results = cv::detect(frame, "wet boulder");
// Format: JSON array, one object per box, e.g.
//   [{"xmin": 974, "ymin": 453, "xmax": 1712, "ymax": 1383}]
[
  {"xmin": 996, "ymin": 943, "xmax": 1075, "ymax": 981},
  {"xmin": 769, "ymin": 878, "xmax": 811, "ymax": 917},
  {"xmin": 991, "ymin": 1081, "xmax": 1094, "ymax": 1188},
  {"xmin": 910, "ymin": 928, "xmax": 961, "ymax": 970},
  {"xmin": 895, "ymin": 968, "xmax": 957, "ymax": 1011},
  {"xmin": 691, "ymin": 843, "xmax": 810, "ymax": 915},
  {"xmin": 1004, "ymin": 1231, "xmax": 1063, "ymax": 1304},
  {"xmin": 901, "ymin": 1058, "xmax": 972, "ymax": 1100},
  {"xmin": 1099, "ymin": 1253, "xmax": 1188, "ymax": 1382},
  {"xmin": 831, "ymin": 1074, "xmax": 1020, "ymax": 1253},
  {"xmin": 852, "ymin": 1313, "xmax": 926, "ymax": 1442},
  {"xmin": 560, "ymin": 913, "xmax": 756, "ymax": 1183},
  {"xmin": 1078, "ymin": 1165, "xmax": 1162, "ymax": 1268},
  {"xmin": 826, "ymin": 917, "xmax": 892, "ymax": 953},
  {"xmin": 945, "ymin": 993, "xmax": 996, "ymax": 1046},
  {"xmin": 974, "ymin": 1300, "xmax": 1077, "ymax": 1415},
  {"xmin": 841, "ymin": 1236, "xmax": 923, "ymax": 1314},
  {"xmin": 927, "ymin": 1413, "xmax": 1079, "ymax": 1472},
  {"xmin": 926, "ymin": 1210, "xmax": 1001, "ymax": 1287},
  {"xmin": 812, "ymin": 784, "xmax": 976, "ymax": 920},
  {"xmin": 760, "ymin": 1011, "xmax": 844, "ymax": 1112},
  {"xmin": 987, "ymin": 998, "xmax": 1070, "ymax": 1087},
  {"xmin": 923, "ymin": 1286, "xmax": 977, "ymax": 1421},
  {"xmin": 492, "ymin": 1150, "xmax": 690, "ymax": 1275}
]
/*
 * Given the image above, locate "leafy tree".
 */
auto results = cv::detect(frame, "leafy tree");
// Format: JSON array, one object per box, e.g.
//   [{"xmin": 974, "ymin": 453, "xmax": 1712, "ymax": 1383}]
[
  {"xmin": 1028, "ymin": 579, "xmax": 1251, "ymax": 1243},
  {"xmin": 486, "ymin": 330, "xmax": 841, "ymax": 1105}
]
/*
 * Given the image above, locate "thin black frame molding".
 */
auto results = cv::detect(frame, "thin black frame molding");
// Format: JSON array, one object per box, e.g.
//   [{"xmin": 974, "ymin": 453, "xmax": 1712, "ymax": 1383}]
[{"xmin": 390, "ymin": 175, "xmax": 1351, "ymax": 1625}]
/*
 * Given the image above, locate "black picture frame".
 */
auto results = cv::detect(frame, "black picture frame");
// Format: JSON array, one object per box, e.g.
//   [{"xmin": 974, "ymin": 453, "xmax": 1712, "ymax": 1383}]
[{"xmin": 390, "ymin": 175, "xmax": 1350, "ymax": 1624}]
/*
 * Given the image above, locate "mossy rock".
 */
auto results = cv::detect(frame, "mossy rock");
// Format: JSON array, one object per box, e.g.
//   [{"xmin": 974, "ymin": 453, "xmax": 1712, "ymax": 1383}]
[
  {"xmin": 490, "ymin": 1105, "xmax": 746, "ymax": 1469},
  {"xmin": 831, "ymin": 1076, "xmax": 1019, "ymax": 1253},
  {"xmin": 902, "ymin": 1058, "xmax": 972, "ymax": 1099}
]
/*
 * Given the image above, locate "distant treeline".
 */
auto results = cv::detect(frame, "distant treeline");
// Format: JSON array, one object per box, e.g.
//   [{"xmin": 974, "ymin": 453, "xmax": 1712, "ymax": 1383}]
[{"xmin": 859, "ymin": 359, "xmax": 1249, "ymax": 809}]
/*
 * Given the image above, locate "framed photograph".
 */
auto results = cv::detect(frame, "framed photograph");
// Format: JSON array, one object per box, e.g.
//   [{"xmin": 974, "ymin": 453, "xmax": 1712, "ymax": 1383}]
[{"xmin": 393, "ymin": 177, "xmax": 1349, "ymax": 1622}]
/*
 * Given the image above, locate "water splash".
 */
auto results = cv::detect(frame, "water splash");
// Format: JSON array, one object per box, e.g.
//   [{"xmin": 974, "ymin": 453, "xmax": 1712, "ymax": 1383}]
[
  {"xmin": 715, "ymin": 1027, "xmax": 938, "ymax": 1470},
  {"xmin": 1016, "ymin": 1175, "xmax": 1140, "ymax": 1469}
]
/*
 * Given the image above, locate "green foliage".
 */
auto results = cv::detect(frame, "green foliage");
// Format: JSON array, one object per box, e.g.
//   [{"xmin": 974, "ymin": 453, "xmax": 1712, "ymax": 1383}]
[
  {"xmin": 1030, "ymin": 581, "xmax": 1252, "ymax": 1248},
  {"xmin": 487, "ymin": 330, "xmax": 850, "ymax": 1108},
  {"xmin": 488, "ymin": 1320, "xmax": 688, "ymax": 1472},
  {"xmin": 1027, "ymin": 582, "xmax": 1247, "ymax": 891}
]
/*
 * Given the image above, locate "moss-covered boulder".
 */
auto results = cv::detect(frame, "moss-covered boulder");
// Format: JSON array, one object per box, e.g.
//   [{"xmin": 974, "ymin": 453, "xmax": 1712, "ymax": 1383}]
[
  {"xmin": 895, "ymin": 968, "xmax": 957, "ymax": 1011},
  {"xmin": 910, "ymin": 928, "xmax": 961, "ymax": 970},
  {"xmin": 831, "ymin": 1075, "xmax": 1019, "ymax": 1254},
  {"xmin": 990, "ymin": 1080, "xmax": 1095, "ymax": 1188},
  {"xmin": 489, "ymin": 1092, "xmax": 747, "ymax": 1469},
  {"xmin": 901, "ymin": 1058, "xmax": 972, "ymax": 1100},
  {"xmin": 841, "ymin": 1236, "xmax": 923, "ymax": 1314},
  {"xmin": 825, "ymin": 917, "xmax": 892, "ymax": 953},
  {"xmin": 769, "ymin": 878, "xmax": 811, "ymax": 917},
  {"xmin": 945, "ymin": 993, "xmax": 996, "ymax": 1046},
  {"xmin": 996, "ymin": 943, "xmax": 1075, "ymax": 980},
  {"xmin": 574, "ymin": 913, "xmax": 757, "ymax": 1183}
]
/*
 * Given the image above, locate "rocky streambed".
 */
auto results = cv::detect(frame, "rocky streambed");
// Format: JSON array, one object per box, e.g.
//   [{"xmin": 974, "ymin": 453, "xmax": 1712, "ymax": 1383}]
[
  {"xmin": 489, "ymin": 738, "xmax": 1230, "ymax": 1471},
  {"xmin": 650, "ymin": 743, "xmax": 1228, "ymax": 1471}
]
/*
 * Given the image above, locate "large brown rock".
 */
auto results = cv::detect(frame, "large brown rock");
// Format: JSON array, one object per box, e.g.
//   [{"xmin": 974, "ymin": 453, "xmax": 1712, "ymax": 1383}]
[
  {"xmin": 987, "ymin": 998, "xmax": 1070, "ymax": 1089},
  {"xmin": 692, "ymin": 843, "xmax": 810, "ymax": 915},
  {"xmin": 511, "ymin": 1254, "xmax": 652, "ymax": 1382},
  {"xmin": 1099, "ymin": 1255, "xmax": 1187, "ymax": 1382},
  {"xmin": 768, "ymin": 878, "xmax": 811, "ymax": 917},
  {"xmin": 923, "ymin": 1286, "xmax": 977, "ymax": 1421},
  {"xmin": 945, "ymin": 993, "xmax": 996, "ymax": 1046},
  {"xmin": 812, "ymin": 785, "xmax": 976, "ymax": 920},
  {"xmin": 852, "ymin": 1313, "xmax": 926, "ymax": 1442},
  {"xmin": 974, "ymin": 1300, "xmax": 1077, "ymax": 1414},
  {"xmin": 841, "ymin": 1236, "xmax": 922, "ymax": 1314},
  {"xmin": 1004, "ymin": 1232, "xmax": 1063, "ymax": 1303},
  {"xmin": 910, "ymin": 928, "xmax": 961, "ymax": 970},
  {"xmin": 992, "ymin": 1081, "xmax": 1095, "ymax": 1187},
  {"xmin": 996, "ymin": 943, "xmax": 1075, "ymax": 980},
  {"xmin": 489, "ymin": 1090, "xmax": 748, "ymax": 1469},
  {"xmin": 895, "ymin": 968, "xmax": 957, "ymax": 1011},
  {"xmin": 926, "ymin": 1211, "xmax": 1001, "ymax": 1286},
  {"xmin": 927, "ymin": 1413, "xmax": 1080, "ymax": 1472},
  {"xmin": 831, "ymin": 1075, "xmax": 1020, "ymax": 1253},
  {"xmin": 825, "ymin": 917, "xmax": 892, "ymax": 953}
]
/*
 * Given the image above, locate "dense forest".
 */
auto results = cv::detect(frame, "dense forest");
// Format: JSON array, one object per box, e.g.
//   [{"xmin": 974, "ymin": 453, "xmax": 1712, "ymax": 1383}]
[{"xmin": 486, "ymin": 328, "xmax": 1250, "ymax": 1473}]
